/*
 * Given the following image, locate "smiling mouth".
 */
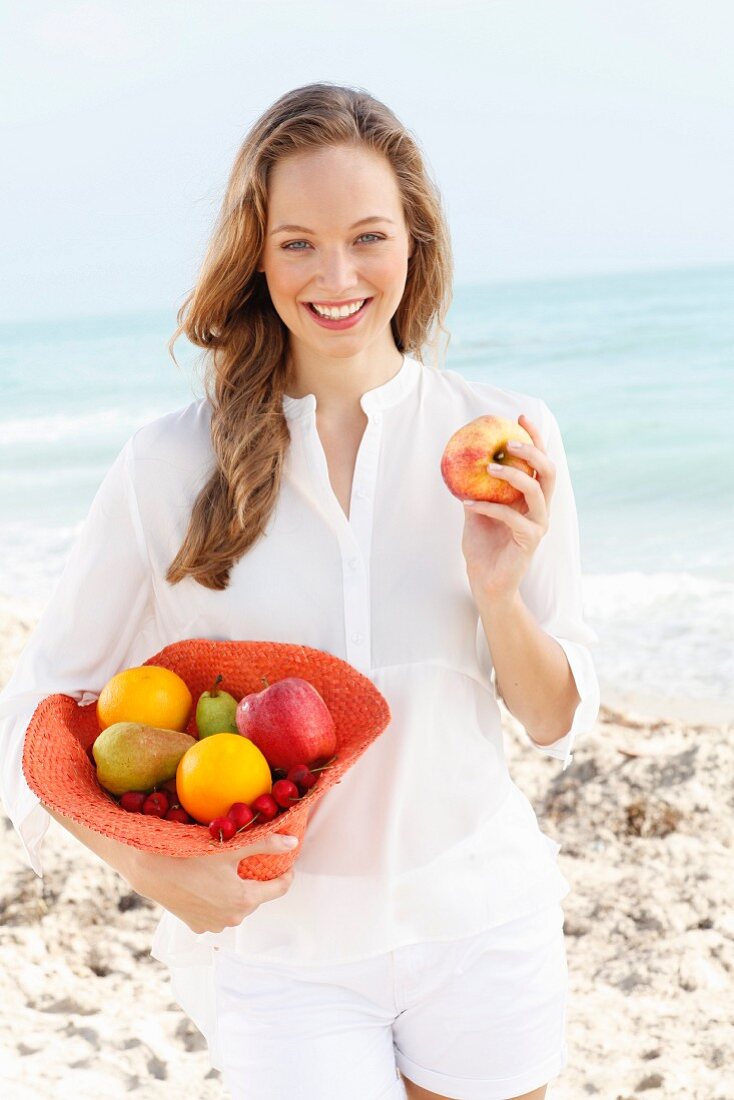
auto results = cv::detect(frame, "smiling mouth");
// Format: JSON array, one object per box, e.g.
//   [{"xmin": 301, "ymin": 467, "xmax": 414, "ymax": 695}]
[{"xmin": 306, "ymin": 298, "xmax": 372, "ymax": 318}]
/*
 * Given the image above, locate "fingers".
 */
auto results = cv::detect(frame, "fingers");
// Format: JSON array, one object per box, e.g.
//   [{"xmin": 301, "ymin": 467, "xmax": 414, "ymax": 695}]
[
  {"xmin": 503, "ymin": 440, "xmax": 552, "ymax": 481},
  {"xmin": 186, "ymin": 867, "xmax": 295, "ymax": 933},
  {"xmin": 510, "ymin": 415, "xmax": 550, "ymax": 466},
  {"xmin": 486, "ymin": 461, "xmax": 546, "ymax": 517},
  {"xmin": 257, "ymin": 867, "xmax": 295, "ymax": 902},
  {"xmin": 463, "ymin": 499, "xmax": 538, "ymax": 537},
  {"xmin": 239, "ymin": 867, "xmax": 295, "ymax": 912},
  {"xmin": 517, "ymin": 414, "xmax": 544, "ymax": 449},
  {"xmin": 492, "ymin": 420, "xmax": 556, "ymax": 516}
]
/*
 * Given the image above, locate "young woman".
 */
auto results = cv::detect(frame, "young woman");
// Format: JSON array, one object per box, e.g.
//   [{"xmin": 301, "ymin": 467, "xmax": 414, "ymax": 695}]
[{"xmin": 0, "ymin": 83, "xmax": 599, "ymax": 1100}]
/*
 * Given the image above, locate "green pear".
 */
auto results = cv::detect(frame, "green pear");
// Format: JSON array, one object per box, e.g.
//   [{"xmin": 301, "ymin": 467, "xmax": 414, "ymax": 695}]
[
  {"xmin": 92, "ymin": 722, "xmax": 196, "ymax": 796},
  {"xmin": 196, "ymin": 675, "xmax": 239, "ymax": 738}
]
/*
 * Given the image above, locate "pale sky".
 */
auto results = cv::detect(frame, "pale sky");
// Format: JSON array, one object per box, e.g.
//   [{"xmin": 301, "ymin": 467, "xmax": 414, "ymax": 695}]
[{"xmin": 1, "ymin": 0, "xmax": 732, "ymax": 323}]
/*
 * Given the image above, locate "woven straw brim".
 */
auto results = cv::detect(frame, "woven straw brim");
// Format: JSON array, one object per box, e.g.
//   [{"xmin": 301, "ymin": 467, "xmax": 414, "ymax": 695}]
[{"xmin": 22, "ymin": 639, "xmax": 391, "ymax": 880}]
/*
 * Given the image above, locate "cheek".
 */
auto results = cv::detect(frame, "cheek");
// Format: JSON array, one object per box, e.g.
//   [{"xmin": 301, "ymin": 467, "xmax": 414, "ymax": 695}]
[
  {"xmin": 266, "ymin": 259, "xmax": 302, "ymax": 300},
  {"xmin": 370, "ymin": 250, "xmax": 408, "ymax": 287}
]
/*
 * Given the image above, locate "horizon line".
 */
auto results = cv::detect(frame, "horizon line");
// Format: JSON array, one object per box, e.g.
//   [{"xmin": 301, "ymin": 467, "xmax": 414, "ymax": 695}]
[{"xmin": 1, "ymin": 258, "xmax": 732, "ymax": 331}]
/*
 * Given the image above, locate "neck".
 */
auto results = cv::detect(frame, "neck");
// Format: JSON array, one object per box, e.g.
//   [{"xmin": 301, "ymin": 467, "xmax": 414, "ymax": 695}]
[{"xmin": 285, "ymin": 342, "xmax": 404, "ymax": 418}]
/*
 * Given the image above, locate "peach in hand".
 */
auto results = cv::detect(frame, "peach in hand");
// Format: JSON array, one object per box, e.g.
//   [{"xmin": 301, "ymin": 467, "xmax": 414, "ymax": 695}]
[{"xmin": 440, "ymin": 414, "xmax": 536, "ymax": 505}]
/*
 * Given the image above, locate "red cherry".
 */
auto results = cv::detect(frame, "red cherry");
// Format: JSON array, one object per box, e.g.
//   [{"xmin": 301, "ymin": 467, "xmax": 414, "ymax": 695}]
[
  {"xmin": 157, "ymin": 776, "xmax": 179, "ymax": 798},
  {"xmin": 120, "ymin": 791, "xmax": 147, "ymax": 813},
  {"xmin": 287, "ymin": 764, "xmax": 317, "ymax": 791},
  {"xmin": 209, "ymin": 816, "xmax": 236, "ymax": 842},
  {"xmin": 143, "ymin": 791, "xmax": 170, "ymax": 818},
  {"xmin": 165, "ymin": 806, "xmax": 194, "ymax": 824},
  {"xmin": 227, "ymin": 802, "xmax": 255, "ymax": 830},
  {"xmin": 250, "ymin": 794, "xmax": 279, "ymax": 822},
  {"xmin": 271, "ymin": 779, "xmax": 300, "ymax": 810}
]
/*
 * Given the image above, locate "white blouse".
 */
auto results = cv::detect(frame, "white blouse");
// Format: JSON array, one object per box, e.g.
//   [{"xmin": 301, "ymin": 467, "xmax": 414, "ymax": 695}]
[{"xmin": 0, "ymin": 353, "xmax": 599, "ymax": 1064}]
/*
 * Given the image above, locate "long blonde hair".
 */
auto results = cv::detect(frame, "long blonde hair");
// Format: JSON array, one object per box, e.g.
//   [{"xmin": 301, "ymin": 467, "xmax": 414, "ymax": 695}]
[{"xmin": 166, "ymin": 81, "xmax": 453, "ymax": 590}]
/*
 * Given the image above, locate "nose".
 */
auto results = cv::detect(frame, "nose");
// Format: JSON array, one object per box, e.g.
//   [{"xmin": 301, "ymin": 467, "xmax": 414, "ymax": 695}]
[{"xmin": 314, "ymin": 246, "xmax": 360, "ymax": 296}]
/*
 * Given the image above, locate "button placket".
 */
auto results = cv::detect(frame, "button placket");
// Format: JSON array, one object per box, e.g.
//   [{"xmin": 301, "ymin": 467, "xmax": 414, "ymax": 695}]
[
  {"xmin": 299, "ymin": 403, "xmax": 383, "ymax": 673},
  {"xmin": 343, "ymin": 412, "xmax": 380, "ymax": 672}
]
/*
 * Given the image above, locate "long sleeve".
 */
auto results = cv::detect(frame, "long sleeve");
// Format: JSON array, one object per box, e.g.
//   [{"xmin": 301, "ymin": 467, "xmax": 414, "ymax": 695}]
[
  {"xmin": 516, "ymin": 400, "xmax": 600, "ymax": 768},
  {"xmin": 0, "ymin": 436, "xmax": 154, "ymax": 876},
  {"xmin": 479, "ymin": 400, "xmax": 600, "ymax": 771}
]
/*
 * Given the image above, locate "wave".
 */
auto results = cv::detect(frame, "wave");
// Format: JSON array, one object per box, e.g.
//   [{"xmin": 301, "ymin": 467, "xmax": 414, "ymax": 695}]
[{"xmin": 0, "ymin": 406, "xmax": 166, "ymax": 447}]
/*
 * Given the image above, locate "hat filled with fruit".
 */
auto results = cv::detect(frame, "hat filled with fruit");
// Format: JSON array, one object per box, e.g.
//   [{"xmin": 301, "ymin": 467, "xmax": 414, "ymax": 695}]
[{"xmin": 22, "ymin": 639, "xmax": 391, "ymax": 880}]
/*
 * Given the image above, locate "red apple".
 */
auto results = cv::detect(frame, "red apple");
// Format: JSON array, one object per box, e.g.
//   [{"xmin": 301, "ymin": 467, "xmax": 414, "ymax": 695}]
[
  {"xmin": 440, "ymin": 414, "xmax": 535, "ymax": 505},
  {"xmin": 236, "ymin": 677, "xmax": 337, "ymax": 771}
]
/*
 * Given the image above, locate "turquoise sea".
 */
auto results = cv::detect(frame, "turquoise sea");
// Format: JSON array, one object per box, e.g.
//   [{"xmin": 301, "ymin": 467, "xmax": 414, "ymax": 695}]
[{"xmin": 1, "ymin": 263, "xmax": 732, "ymax": 719}]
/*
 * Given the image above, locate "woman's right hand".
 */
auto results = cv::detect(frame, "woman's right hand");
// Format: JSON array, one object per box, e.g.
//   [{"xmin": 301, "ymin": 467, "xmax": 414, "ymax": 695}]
[{"xmin": 128, "ymin": 832, "xmax": 299, "ymax": 934}]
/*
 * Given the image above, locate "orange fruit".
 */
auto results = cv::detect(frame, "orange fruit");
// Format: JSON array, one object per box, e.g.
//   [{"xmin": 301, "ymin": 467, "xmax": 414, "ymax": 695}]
[
  {"xmin": 176, "ymin": 733, "xmax": 272, "ymax": 825},
  {"xmin": 97, "ymin": 665, "xmax": 193, "ymax": 732}
]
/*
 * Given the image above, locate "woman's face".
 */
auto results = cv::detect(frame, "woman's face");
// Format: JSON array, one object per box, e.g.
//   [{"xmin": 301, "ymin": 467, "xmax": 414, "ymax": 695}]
[{"xmin": 258, "ymin": 143, "xmax": 413, "ymax": 361}]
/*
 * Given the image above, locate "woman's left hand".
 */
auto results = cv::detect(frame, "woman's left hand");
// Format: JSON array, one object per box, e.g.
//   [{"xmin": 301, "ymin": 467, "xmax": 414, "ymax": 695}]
[{"xmin": 461, "ymin": 414, "xmax": 556, "ymax": 603}]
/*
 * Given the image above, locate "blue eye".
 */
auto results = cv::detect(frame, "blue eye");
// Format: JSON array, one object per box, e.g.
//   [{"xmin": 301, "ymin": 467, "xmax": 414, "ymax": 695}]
[{"xmin": 283, "ymin": 233, "xmax": 384, "ymax": 251}]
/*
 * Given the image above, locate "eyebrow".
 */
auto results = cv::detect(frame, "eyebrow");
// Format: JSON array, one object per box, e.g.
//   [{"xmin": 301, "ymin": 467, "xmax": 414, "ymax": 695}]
[{"xmin": 269, "ymin": 216, "xmax": 396, "ymax": 235}]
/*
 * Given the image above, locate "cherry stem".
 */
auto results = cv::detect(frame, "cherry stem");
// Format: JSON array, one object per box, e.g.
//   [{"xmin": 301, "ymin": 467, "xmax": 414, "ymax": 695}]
[
  {"xmin": 310, "ymin": 753, "xmax": 339, "ymax": 773},
  {"xmin": 235, "ymin": 811, "xmax": 261, "ymax": 834},
  {"xmin": 260, "ymin": 676, "xmax": 270, "ymax": 690}
]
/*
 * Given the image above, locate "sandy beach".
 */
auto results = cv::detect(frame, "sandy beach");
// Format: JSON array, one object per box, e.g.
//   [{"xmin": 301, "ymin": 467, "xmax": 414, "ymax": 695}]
[{"xmin": 1, "ymin": 602, "xmax": 732, "ymax": 1100}]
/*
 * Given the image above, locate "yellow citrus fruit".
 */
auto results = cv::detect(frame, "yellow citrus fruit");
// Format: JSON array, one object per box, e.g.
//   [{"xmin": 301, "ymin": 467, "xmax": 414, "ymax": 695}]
[
  {"xmin": 97, "ymin": 665, "xmax": 193, "ymax": 732},
  {"xmin": 176, "ymin": 733, "xmax": 272, "ymax": 825}
]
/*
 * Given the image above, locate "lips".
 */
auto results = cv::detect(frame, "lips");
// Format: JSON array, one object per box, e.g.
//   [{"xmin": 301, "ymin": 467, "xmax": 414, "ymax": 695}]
[{"xmin": 301, "ymin": 297, "xmax": 373, "ymax": 329}]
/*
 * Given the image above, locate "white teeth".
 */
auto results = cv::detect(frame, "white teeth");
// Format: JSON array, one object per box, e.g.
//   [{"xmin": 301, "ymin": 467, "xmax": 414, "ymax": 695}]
[{"xmin": 311, "ymin": 299, "xmax": 365, "ymax": 319}]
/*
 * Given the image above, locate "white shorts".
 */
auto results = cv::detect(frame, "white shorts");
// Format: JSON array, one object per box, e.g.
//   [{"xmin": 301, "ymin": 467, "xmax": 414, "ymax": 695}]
[{"xmin": 210, "ymin": 899, "xmax": 569, "ymax": 1100}]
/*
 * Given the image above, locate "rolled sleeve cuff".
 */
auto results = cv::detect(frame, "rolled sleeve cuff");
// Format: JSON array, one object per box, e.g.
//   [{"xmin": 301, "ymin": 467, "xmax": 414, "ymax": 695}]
[
  {"xmin": 4, "ymin": 783, "xmax": 50, "ymax": 879},
  {"xmin": 526, "ymin": 636, "xmax": 601, "ymax": 771},
  {"xmin": 1, "ymin": 712, "xmax": 51, "ymax": 878}
]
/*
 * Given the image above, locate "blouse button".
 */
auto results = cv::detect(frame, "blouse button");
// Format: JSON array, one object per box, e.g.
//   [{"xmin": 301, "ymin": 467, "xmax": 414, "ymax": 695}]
[
  {"xmin": 355, "ymin": 488, "xmax": 368, "ymax": 499},
  {"xmin": 348, "ymin": 557, "xmax": 359, "ymax": 569},
  {"xmin": 351, "ymin": 632, "xmax": 364, "ymax": 644}
]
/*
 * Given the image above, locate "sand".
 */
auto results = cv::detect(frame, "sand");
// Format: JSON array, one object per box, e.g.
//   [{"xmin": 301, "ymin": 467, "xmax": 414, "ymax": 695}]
[{"xmin": 1, "ymin": 602, "xmax": 732, "ymax": 1099}]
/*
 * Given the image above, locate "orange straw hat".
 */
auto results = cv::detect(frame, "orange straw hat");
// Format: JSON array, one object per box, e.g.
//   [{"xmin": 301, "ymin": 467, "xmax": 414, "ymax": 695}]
[{"xmin": 22, "ymin": 639, "xmax": 391, "ymax": 881}]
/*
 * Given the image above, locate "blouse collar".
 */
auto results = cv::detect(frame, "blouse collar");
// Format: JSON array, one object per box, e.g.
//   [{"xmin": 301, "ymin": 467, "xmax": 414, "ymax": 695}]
[{"xmin": 281, "ymin": 353, "xmax": 420, "ymax": 422}]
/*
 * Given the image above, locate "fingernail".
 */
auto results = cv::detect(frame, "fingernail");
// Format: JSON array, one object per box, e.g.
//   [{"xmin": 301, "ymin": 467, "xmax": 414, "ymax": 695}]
[
  {"xmin": 463, "ymin": 500, "xmax": 478, "ymax": 507},
  {"xmin": 507, "ymin": 441, "xmax": 524, "ymax": 449},
  {"xmin": 282, "ymin": 836, "xmax": 299, "ymax": 848}
]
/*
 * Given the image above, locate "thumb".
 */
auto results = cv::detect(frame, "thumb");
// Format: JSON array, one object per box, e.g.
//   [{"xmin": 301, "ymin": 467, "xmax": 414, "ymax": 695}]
[{"xmin": 222, "ymin": 829, "xmax": 299, "ymax": 864}]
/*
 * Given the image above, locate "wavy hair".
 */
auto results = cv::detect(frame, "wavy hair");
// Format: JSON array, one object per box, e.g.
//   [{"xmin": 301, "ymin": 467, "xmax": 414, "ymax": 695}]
[{"xmin": 166, "ymin": 81, "xmax": 453, "ymax": 590}]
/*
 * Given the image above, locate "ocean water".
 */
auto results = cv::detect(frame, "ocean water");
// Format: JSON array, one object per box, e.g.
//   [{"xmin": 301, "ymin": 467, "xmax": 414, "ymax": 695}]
[{"xmin": 1, "ymin": 264, "xmax": 732, "ymax": 718}]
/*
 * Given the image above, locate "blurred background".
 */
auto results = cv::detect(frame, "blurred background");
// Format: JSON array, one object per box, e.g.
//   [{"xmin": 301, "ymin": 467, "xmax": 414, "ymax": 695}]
[{"xmin": 1, "ymin": 0, "xmax": 732, "ymax": 723}]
